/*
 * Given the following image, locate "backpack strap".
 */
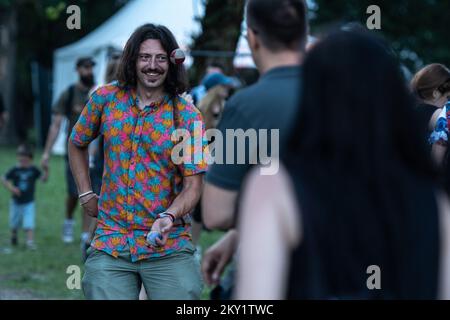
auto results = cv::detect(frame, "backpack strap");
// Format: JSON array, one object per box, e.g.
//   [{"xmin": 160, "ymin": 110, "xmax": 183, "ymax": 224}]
[{"xmin": 65, "ymin": 84, "xmax": 75, "ymax": 117}]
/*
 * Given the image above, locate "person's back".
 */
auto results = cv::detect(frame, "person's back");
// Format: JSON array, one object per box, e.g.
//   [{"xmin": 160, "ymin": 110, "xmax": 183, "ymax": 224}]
[
  {"xmin": 284, "ymin": 164, "xmax": 439, "ymax": 299},
  {"xmin": 202, "ymin": 0, "xmax": 309, "ymax": 298},
  {"xmin": 286, "ymin": 31, "xmax": 441, "ymax": 299},
  {"xmin": 205, "ymin": 0, "xmax": 306, "ymax": 192},
  {"xmin": 217, "ymin": 65, "xmax": 300, "ymax": 149},
  {"xmin": 235, "ymin": 30, "xmax": 445, "ymax": 300}
]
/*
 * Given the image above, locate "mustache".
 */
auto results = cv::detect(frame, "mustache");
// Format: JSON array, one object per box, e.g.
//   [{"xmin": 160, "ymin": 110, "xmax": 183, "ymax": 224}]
[{"xmin": 141, "ymin": 67, "xmax": 164, "ymax": 74}]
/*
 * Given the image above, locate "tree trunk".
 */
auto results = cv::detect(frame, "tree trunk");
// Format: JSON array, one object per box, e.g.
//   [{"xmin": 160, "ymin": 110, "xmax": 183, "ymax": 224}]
[
  {"xmin": 190, "ymin": 0, "xmax": 245, "ymax": 85},
  {"xmin": 0, "ymin": 5, "xmax": 17, "ymax": 145}
]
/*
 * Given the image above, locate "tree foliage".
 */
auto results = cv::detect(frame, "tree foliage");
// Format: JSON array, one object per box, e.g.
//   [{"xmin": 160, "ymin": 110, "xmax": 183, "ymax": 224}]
[
  {"xmin": 311, "ymin": 0, "xmax": 450, "ymax": 70},
  {"xmin": 1, "ymin": 0, "xmax": 128, "ymax": 142},
  {"xmin": 190, "ymin": 0, "xmax": 245, "ymax": 85}
]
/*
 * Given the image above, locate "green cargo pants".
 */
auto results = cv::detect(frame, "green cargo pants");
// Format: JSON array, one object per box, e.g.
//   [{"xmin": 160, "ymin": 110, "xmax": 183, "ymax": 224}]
[{"xmin": 82, "ymin": 246, "xmax": 203, "ymax": 300}]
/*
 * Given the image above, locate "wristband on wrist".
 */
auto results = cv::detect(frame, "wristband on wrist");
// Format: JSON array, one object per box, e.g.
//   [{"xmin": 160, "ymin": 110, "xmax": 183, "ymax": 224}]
[
  {"xmin": 79, "ymin": 193, "xmax": 96, "ymax": 206},
  {"xmin": 157, "ymin": 212, "xmax": 176, "ymax": 223},
  {"xmin": 78, "ymin": 190, "xmax": 94, "ymax": 199}
]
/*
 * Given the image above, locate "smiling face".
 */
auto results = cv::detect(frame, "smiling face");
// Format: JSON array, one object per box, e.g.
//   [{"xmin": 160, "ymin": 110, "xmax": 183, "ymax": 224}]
[{"xmin": 135, "ymin": 39, "xmax": 169, "ymax": 92}]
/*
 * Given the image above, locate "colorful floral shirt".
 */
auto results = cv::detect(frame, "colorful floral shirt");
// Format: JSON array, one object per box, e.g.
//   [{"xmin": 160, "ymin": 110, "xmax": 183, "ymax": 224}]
[
  {"xmin": 429, "ymin": 99, "xmax": 450, "ymax": 146},
  {"xmin": 70, "ymin": 82, "xmax": 207, "ymax": 262}
]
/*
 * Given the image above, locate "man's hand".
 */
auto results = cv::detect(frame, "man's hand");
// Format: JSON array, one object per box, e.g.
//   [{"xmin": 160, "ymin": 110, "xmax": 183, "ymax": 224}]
[
  {"xmin": 201, "ymin": 229, "xmax": 238, "ymax": 286},
  {"xmin": 149, "ymin": 216, "xmax": 173, "ymax": 247},
  {"xmin": 81, "ymin": 194, "xmax": 99, "ymax": 218},
  {"xmin": 41, "ymin": 152, "xmax": 50, "ymax": 173},
  {"xmin": 41, "ymin": 167, "xmax": 49, "ymax": 182}
]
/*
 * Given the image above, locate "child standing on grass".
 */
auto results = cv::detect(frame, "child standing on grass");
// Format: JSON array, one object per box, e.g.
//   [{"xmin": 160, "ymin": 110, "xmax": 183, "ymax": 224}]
[{"xmin": 1, "ymin": 145, "xmax": 47, "ymax": 250}]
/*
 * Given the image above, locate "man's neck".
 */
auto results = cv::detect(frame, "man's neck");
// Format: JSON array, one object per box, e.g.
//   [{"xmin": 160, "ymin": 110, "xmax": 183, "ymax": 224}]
[
  {"xmin": 258, "ymin": 50, "xmax": 303, "ymax": 75},
  {"xmin": 136, "ymin": 85, "xmax": 165, "ymax": 108}
]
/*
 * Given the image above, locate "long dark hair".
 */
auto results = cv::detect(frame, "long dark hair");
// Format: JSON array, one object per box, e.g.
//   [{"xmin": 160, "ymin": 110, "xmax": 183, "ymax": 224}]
[
  {"xmin": 411, "ymin": 63, "xmax": 450, "ymax": 101},
  {"xmin": 284, "ymin": 30, "xmax": 439, "ymax": 298},
  {"xmin": 117, "ymin": 23, "xmax": 187, "ymax": 96}
]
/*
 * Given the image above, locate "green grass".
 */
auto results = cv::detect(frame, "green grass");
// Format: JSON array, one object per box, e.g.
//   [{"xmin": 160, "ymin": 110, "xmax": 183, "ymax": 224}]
[{"xmin": 0, "ymin": 146, "xmax": 223, "ymax": 299}]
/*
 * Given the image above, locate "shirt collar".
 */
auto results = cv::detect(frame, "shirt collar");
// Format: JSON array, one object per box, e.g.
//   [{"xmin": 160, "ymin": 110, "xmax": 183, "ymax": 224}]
[
  {"xmin": 129, "ymin": 87, "xmax": 169, "ymax": 112},
  {"xmin": 261, "ymin": 65, "xmax": 302, "ymax": 81}
]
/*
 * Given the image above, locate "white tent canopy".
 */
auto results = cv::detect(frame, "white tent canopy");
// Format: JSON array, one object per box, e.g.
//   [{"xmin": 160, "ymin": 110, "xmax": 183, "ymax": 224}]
[
  {"xmin": 53, "ymin": 0, "xmax": 206, "ymax": 103},
  {"xmin": 51, "ymin": 0, "xmax": 255, "ymax": 154}
]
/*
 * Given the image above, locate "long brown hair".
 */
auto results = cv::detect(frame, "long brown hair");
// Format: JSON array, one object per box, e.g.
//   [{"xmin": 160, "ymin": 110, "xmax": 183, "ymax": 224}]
[
  {"xmin": 197, "ymin": 85, "xmax": 228, "ymax": 130},
  {"xmin": 411, "ymin": 63, "xmax": 450, "ymax": 101},
  {"xmin": 116, "ymin": 23, "xmax": 187, "ymax": 96}
]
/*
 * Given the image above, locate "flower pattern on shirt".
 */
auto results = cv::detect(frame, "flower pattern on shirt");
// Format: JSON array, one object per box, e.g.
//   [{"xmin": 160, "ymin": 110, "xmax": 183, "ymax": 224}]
[{"xmin": 70, "ymin": 82, "xmax": 207, "ymax": 262}]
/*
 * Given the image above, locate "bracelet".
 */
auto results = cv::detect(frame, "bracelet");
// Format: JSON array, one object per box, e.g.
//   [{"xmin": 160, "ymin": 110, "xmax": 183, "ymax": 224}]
[
  {"xmin": 79, "ymin": 193, "xmax": 96, "ymax": 206},
  {"xmin": 78, "ymin": 190, "xmax": 94, "ymax": 199},
  {"xmin": 157, "ymin": 212, "xmax": 176, "ymax": 223}
]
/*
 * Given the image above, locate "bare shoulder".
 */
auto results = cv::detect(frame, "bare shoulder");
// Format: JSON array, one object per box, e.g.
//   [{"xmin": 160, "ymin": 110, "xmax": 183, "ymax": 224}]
[
  {"xmin": 243, "ymin": 164, "xmax": 301, "ymax": 246},
  {"xmin": 245, "ymin": 164, "xmax": 292, "ymax": 195}
]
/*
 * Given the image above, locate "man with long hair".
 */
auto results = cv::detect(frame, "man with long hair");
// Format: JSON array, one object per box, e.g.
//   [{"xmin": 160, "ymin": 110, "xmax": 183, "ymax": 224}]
[
  {"xmin": 68, "ymin": 24, "xmax": 207, "ymax": 300},
  {"xmin": 41, "ymin": 57, "xmax": 96, "ymax": 246}
]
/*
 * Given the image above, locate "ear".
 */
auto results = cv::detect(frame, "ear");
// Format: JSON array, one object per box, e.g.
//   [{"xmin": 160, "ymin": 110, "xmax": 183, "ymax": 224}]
[
  {"xmin": 247, "ymin": 28, "xmax": 259, "ymax": 52},
  {"xmin": 433, "ymin": 89, "xmax": 442, "ymax": 100}
]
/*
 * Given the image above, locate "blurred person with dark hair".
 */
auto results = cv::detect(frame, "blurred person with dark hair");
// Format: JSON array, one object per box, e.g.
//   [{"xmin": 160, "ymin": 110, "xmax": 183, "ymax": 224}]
[
  {"xmin": 2, "ymin": 144, "xmax": 47, "ymax": 250},
  {"xmin": 235, "ymin": 30, "xmax": 450, "ymax": 299},
  {"xmin": 201, "ymin": 0, "xmax": 308, "ymax": 298},
  {"xmin": 41, "ymin": 56, "xmax": 96, "ymax": 245},
  {"xmin": 68, "ymin": 23, "xmax": 207, "ymax": 300}
]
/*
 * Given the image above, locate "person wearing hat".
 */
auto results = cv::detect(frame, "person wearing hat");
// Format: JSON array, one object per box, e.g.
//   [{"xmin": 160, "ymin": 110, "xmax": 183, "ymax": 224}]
[
  {"xmin": 41, "ymin": 56, "xmax": 96, "ymax": 247},
  {"xmin": 202, "ymin": 72, "xmax": 235, "ymax": 93},
  {"xmin": 190, "ymin": 63, "xmax": 224, "ymax": 106},
  {"xmin": 190, "ymin": 72, "xmax": 238, "ymax": 256}
]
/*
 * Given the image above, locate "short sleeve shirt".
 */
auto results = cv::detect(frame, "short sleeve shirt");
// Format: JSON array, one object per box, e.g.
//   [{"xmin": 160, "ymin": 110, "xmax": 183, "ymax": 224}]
[
  {"xmin": 70, "ymin": 82, "xmax": 207, "ymax": 262},
  {"xmin": 4, "ymin": 166, "xmax": 41, "ymax": 204},
  {"xmin": 429, "ymin": 100, "xmax": 450, "ymax": 145},
  {"xmin": 205, "ymin": 66, "xmax": 302, "ymax": 190}
]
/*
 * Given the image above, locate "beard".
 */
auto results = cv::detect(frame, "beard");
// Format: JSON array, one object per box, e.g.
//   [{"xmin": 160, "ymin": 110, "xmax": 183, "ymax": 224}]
[
  {"xmin": 80, "ymin": 74, "xmax": 95, "ymax": 88},
  {"xmin": 137, "ymin": 66, "xmax": 167, "ymax": 90}
]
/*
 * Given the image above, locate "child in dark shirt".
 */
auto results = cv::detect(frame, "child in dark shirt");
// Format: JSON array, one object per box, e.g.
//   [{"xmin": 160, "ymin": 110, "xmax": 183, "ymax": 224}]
[{"xmin": 2, "ymin": 145, "xmax": 47, "ymax": 249}]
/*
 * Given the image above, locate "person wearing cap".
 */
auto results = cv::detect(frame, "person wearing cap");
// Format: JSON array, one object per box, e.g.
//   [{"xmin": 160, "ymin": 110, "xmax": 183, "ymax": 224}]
[
  {"xmin": 198, "ymin": 72, "xmax": 236, "ymax": 130},
  {"xmin": 41, "ymin": 56, "xmax": 96, "ymax": 246},
  {"xmin": 190, "ymin": 72, "xmax": 238, "ymax": 252},
  {"xmin": 68, "ymin": 23, "xmax": 207, "ymax": 300}
]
